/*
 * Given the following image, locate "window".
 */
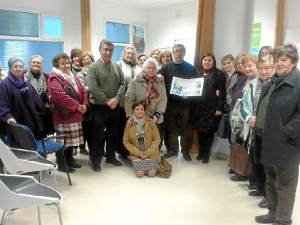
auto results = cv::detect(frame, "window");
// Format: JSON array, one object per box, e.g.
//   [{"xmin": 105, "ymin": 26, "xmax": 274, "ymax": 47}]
[
  {"xmin": 0, "ymin": 10, "xmax": 64, "ymax": 74},
  {"xmin": 0, "ymin": 40, "xmax": 64, "ymax": 73},
  {"xmin": 43, "ymin": 16, "xmax": 63, "ymax": 39},
  {"xmin": 0, "ymin": 9, "xmax": 39, "ymax": 37},
  {"xmin": 106, "ymin": 22, "xmax": 130, "ymax": 61}
]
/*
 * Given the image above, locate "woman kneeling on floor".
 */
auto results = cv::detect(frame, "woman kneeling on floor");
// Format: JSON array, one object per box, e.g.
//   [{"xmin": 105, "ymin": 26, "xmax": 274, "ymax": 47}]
[{"xmin": 123, "ymin": 100, "xmax": 160, "ymax": 178}]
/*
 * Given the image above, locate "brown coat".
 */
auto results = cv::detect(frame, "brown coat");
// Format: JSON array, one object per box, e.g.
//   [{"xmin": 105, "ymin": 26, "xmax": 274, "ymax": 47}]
[{"xmin": 123, "ymin": 117, "xmax": 160, "ymax": 161}]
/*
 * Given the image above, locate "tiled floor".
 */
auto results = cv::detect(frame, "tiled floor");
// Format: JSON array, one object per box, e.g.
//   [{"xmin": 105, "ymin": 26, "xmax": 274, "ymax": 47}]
[{"xmin": 3, "ymin": 148, "xmax": 300, "ymax": 225}]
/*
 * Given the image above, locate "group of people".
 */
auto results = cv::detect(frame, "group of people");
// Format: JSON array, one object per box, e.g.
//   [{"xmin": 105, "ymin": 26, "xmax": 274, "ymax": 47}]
[
  {"xmin": 0, "ymin": 39, "xmax": 299, "ymax": 225},
  {"xmin": 222, "ymin": 44, "xmax": 300, "ymax": 225}
]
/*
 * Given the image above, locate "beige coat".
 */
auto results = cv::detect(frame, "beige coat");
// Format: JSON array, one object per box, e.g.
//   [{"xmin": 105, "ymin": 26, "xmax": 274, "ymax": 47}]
[
  {"xmin": 123, "ymin": 117, "xmax": 160, "ymax": 161},
  {"xmin": 124, "ymin": 71, "xmax": 167, "ymax": 124}
]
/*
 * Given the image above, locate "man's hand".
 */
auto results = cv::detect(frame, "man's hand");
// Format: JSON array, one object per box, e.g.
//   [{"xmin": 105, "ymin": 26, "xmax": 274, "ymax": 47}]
[{"xmin": 106, "ymin": 97, "xmax": 119, "ymax": 109}]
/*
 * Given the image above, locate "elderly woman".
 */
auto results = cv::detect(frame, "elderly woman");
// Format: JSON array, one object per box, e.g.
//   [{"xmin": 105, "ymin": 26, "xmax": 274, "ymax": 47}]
[
  {"xmin": 123, "ymin": 100, "xmax": 160, "ymax": 178},
  {"xmin": 190, "ymin": 53, "xmax": 226, "ymax": 164},
  {"xmin": 240, "ymin": 56, "xmax": 274, "ymax": 208},
  {"xmin": 255, "ymin": 43, "xmax": 300, "ymax": 225},
  {"xmin": 125, "ymin": 57, "xmax": 167, "ymax": 149},
  {"xmin": 0, "ymin": 57, "xmax": 44, "ymax": 142},
  {"xmin": 24, "ymin": 55, "xmax": 54, "ymax": 137},
  {"xmin": 75, "ymin": 51, "xmax": 95, "ymax": 155},
  {"xmin": 48, "ymin": 53, "xmax": 89, "ymax": 173}
]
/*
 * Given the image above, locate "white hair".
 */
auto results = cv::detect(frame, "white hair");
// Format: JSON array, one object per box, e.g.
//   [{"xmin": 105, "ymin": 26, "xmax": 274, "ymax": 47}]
[{"xmin": 142, "ymin": 57, "xmax": 159, "ymax": 70}]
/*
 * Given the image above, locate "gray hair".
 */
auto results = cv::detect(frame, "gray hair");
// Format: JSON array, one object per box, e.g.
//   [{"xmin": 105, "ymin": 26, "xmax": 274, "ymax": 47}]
[
  {"xmin": 98, "ymin": 39, "xmax": 114, "ymax": 51},
  {"xmin": 273, "ymin": 43, "xmax": 299, "ymax": 65},
  {"xmin": 172, "ymin": 43, "xmax": 186, "ymax": 53},
  {"xmin": 142, "ymin": 57, "xmax": 159, "ymax": 71},
  {"xmin": 29, "ymin": 55, "xmax": 44, "ymax": 65},
  {"xmin": 8, "ymin": 57, "xmax": 24, "ymax": 69}
]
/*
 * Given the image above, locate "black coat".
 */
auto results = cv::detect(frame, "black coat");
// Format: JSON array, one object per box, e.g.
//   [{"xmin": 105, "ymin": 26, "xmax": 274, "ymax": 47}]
[
  {"xmin": 190, "ymin": 68, "xmax": 226, "ymax": 131},
  {"xmin": 259, "ymin": 67, "xmax": 300, "ymax": 168}
]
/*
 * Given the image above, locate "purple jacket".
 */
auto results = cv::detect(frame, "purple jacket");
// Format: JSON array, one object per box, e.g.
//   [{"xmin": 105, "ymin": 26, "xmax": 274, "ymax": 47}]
[{"xmin": 0, "ymin": 75, "xmax": 44, "ymax": 138}]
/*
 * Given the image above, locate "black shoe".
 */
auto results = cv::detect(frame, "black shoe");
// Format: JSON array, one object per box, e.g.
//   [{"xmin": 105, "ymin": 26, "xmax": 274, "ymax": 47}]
[
  {"xmin": 92, "ymin": 163, "xmax": 101, "ymax": 172},
  {"xmin": 119, "ymin": 154, "xmax": 129, "ymax": 160},
  {"xmin": 196, "ymin": 154, "xmax": 203, "ymax": 161},
  {"xmin": 69, "ymin": 158, "xmax": 82, "ymax": 168},
  {"xmin": 57, "ymin": 165, "xmax": 75, "ymax": 173},
  {"xmin": 80, "ymin": 148, "xmax": 89, "ymax": 155},
  {"xmin": 255, "ymin": 213, "xmax": 274, "ymax": 224},
  {"xmin": 183, "ymin": 153, "xmax": 192, "ymax": 161},
  {"xmin": 258, "ymin": 197, "xmax": 267, "ymax": 208},
  {"xmin": 249, "ymin": 189, "xmax": 264, "ymax": 197},
  {"xmin": 106, "ymin": 158, "xmax": 122, "ymax": 166},
  {"xmin": 230, "ymin": 174, "xmax": 248, "ymax": 181},
  {"xmin": 228, "ymin": 169, "xmax": 235, "ymax": 174},
  {"xmin": 202, "ymin": 158, "xmax": 209, "ymax": 164},
  {"xmin": 163, "ymin": 151, "xmax": 178, "ymax": 158},
  {"xmin": 248, "ymin": 183, "xmax": 257, "ymax": 190}
]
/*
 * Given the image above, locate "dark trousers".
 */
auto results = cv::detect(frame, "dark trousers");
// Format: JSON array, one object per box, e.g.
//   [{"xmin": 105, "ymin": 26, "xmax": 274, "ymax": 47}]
[
  {"xmin": 264, "ymin": 164, "xmax": 299, "ymax": 225},
  {"xmin": 164, "ymin": 102, "xmax": 190, "ymax": 154},
  {"xmin": 249, "ymin": 139, "xmax": 266, "ymax": 194},
  {"xmin": 89, "ymin": 104, "xmax": 120, "ymax": 163},
  {"xmin": 117, "ymin": 107, "xmax": 129, "ymax": 157},
  {"xmin": 79, "ymin": 120, "xmax": 93, "ymax": 150},
  {"xmin": 197, "ymin": 130, "xmax": 214, "ymax": 160}
]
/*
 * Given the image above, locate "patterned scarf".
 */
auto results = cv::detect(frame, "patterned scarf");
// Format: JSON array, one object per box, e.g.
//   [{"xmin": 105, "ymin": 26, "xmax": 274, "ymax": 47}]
[
  {"xmin": 144, "ymin": 74, "xmax": 160, "ymax": 107},
  {"xmin": 24, "ymin": 70, "xmax": 47, "ymax": 96},
  {"xmin": 132, "ymin": 115, "xmax": 145, "ymax": 151},
  {"xmin": 52, "ymin": 67, "xmax": 79, "ymax": 93},
  {"xmin": 133, "ymin": 115, "xmax": 145, "ymax": 136}
]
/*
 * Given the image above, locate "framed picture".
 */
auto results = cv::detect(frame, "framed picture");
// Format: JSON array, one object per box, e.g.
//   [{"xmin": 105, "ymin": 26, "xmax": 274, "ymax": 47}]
[{"xmin": 132, "ymin": 25, "xmax": 145, "ymax": 50}]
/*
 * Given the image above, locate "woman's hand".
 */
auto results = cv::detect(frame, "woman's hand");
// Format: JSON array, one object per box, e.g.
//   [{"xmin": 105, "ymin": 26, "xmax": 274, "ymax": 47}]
[
  {"xmin": 77, "ymin": 104, "xmax": 87, "ymax": 113},
  {"xmin": 248, "ymin": 116, "xmax": 256, "ymax": 128},
  {"xmin": 127, "ymin": 116, "xmax": 133, "ymax": 124},
  {"xmin": 140, "ymin": 152, "xmax": 147, "ymax": 160},
  {"xmin": 7, "ymin": 118, "xmax": 16, "ymax": 123},
  {"xmin": 215, "ymin": 110, "xmax": 222, "ymax": 116}
]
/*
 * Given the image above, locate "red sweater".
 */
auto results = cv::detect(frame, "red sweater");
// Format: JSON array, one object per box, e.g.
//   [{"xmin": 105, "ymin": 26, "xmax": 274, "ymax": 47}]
[{"xmin": 47, "ymin": 71, "xmax": 89, "ymax": 124}]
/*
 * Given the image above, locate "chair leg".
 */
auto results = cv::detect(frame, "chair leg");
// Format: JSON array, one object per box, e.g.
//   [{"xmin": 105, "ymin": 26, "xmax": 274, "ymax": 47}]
[
  {"xmin": 1, "ymin": 211, "xmax": 12, "ymax": 225},
  {"xmin": 37, "ymin": 206, "xmax": 42, "ymax": 225},
  {"xmin": 55, "ymin": 202, "xmax": 64, "ymax": 225},
  {"xmin": 61, "ymin": 150, "xmax": 72, "ymax": 186},
  {"xmin": 52, "ymin": 170, "xmax": 58, "ymax": 190}
]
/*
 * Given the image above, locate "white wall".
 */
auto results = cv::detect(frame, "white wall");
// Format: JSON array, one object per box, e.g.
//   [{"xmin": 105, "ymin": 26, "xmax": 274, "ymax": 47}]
[
  {"xmin": 214, "ymin": 0, "xmax": 253, "ymax": 68},
  {"xmin": 0, "ymin": 0, "xmax": 81, "ymax": 55},
  {"xmin": 148, "ymin": 2, "xmax": 198, "ymax": 65},
  {"xmin": 253, "ymin": 0, "xmax": 276, "ymax": 47}
]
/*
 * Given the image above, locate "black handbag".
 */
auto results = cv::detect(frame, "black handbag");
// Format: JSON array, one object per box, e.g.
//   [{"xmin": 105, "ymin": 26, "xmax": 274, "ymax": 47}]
[{"xmin": 217, "ymin": 114, "xmax": 230, "ymax": 139}]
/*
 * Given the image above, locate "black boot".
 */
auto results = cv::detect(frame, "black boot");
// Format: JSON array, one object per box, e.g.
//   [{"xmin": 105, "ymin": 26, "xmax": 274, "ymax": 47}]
[
  {"xmin": 65, "ymin": 147, "xmax": 82, "ymax": 169},
  {"xmin": 56, "ymin": 151, "xmax": 75, "ymax": 173}
]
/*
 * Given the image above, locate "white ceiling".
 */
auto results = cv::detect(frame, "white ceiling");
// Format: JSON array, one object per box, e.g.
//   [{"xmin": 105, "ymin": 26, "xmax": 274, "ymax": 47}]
[{"xmin": 100, "ymin": 0, "xmax": 197, "ymax": 10}]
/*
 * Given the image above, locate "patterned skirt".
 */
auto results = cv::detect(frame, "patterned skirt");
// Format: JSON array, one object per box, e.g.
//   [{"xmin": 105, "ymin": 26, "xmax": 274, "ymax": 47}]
[
  {"xmin": 132, "ymin": 159, "xmax": 158, "ymax": 171},
  {"xmin": 54, "ymin": 122, "xmax": 84, "ymax": 147}
]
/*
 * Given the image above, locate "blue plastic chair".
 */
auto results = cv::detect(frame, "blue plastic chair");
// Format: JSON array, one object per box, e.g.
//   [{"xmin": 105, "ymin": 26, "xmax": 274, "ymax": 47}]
[{"xmin": 8, "ymin": 122, "xmax": 72, "ymax": 186}]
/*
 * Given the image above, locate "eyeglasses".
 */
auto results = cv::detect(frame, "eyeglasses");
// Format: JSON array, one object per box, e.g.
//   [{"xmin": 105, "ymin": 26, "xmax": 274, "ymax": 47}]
[
  {"xmin": 13, "ymin": 65, "xmax": 24, "ymax": 69},
  {"xmin": 31, "ymin": 61, "xmax": 42, "ymax": 65},
  {"xmin": 102, "ymin": 48, "xmax": 114, "ymax": 53}
]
